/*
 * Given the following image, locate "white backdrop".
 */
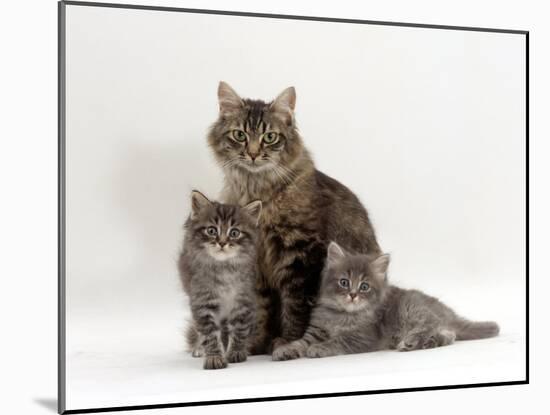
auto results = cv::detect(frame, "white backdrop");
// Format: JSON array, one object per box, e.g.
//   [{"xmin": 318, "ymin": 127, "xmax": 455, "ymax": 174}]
[{"xmin": 63, "ymin": 3, "xmax": 526, "ymax": 412}]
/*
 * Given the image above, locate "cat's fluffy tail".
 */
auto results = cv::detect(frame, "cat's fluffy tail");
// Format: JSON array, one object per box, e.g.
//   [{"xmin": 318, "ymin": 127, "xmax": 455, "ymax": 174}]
[{"xmin": 452, "ymin": 318, "xmax": 500, "ymax": 340}]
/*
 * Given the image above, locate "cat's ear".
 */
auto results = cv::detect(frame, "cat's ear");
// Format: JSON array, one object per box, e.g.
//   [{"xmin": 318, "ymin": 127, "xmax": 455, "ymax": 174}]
[
  {"xmin": 372, "ymin": 254, "xmax": 390, "ymax": 280},
  {"xmin": 326, "ymin": 241, "xmax": 346, "ymax": 265},
  {"xmin": 218, "ymin": 81, "xmax": 243, "ymax": 117},
  {"xmin": 270, "ymin": 86, "xmax": 296, "ymax": 125},
  {"xmin": 190, "ymin": 190, "xmax": 212, "ymax": 218},
  {"xmin": 243, "ymin": 200, "xmax": 262, "ymax": 225}
]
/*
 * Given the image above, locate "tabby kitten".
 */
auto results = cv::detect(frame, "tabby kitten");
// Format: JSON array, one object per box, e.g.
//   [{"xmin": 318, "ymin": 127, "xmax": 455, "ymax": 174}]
[
  {"xmin": 178, "ymin": 190, "xmax": 262, "ymax": 369},
  {"xmin": 208, "ymin": 82, "xmax": 382, "ymax": 354},
  {"xmin": 273, "ymin": 242, "xmax": 499, "ymax": 360}
]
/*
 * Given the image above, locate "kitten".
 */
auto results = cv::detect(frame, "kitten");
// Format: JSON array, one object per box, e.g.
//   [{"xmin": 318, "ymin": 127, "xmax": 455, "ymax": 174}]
[
  {"xmin": 178, "ymin": 190, "xmax": 262, "ymax": 369},
  {"xmin": 208, "ymin": 82, "xmax": 382, "ymax": 353},
  {"xmin": 273, "ymin": 242, "xmax": 499, "ymax": 360}
]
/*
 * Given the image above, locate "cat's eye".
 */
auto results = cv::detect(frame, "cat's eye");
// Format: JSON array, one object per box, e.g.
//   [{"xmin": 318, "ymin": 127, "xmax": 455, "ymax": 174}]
[
  {"xmin": 206, "ymin": 226, "xmax": 218, "ymax": 236},
  {"xmin": 229, "ymin": 228, "xmax": 241, "ymax": 238},
  {"xmin": 262, "ymin": 132, "xmax": 279, "ymax": 145},
  {"xmin": 339, "ymin": 278, "xmax": 350, "ymax": 289},
  {"xmin": 231, "ymin": 130, "xmax": 247, "ymax": 142},
  {"xmin": 359, "ymin": 282, "xmax": 370, "ymax": 292}
]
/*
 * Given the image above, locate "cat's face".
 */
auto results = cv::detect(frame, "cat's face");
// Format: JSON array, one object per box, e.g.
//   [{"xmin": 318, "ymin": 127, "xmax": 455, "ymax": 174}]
[
  {"xmin": 208, "ymin": 82, "xmax": 304, "ymax": 178},
  {"xmin": 320, "ymin": 242, "xmax": 390, "ymax": 313},
  {"xmin": 185, "ymin": 191, "xmax": 262, "ymax": 262}
]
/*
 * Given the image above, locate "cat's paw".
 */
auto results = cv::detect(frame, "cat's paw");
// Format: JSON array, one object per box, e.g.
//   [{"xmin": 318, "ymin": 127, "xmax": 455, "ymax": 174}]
[
  {"xmin": 191, "ymin": 348, "xmax": 204, "ymax": 358},
  {"xmin": 306, "ymin": 343, "xmax": 332, "ymax": 358},
  {"xmin": 270, "ymin": 337, "xmax": 289, "ymax": 353},
  {"xmin": 203, "ymin": 355, "xmax": 228, "ymax": 370},
  {"xmin": 227, "ymin": 350, "xmax": 247, "ymax": 364},
  {"xmin": 422, "ymin": 329, "xmax": 456, "ymax": 349},
  {"xmin": 439, "ymin": 329, "xmax": 456, "ymax": 346},
  {"xmin": 421, "ymin": 336, "xmax": 438, "ymax": 349},
  {"xmin": 397, "ymin": 337, "xmax": 419, "ymax": 352},
  {"xmin": 272, "ymin": 345, "xmax": 301, "ymax": 361}
]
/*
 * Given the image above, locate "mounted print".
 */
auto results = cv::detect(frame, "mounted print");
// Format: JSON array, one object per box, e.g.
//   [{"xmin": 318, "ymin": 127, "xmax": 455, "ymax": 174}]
[{"xmin": 58, "ymin": 1, "xmax": 528, "ymax": 413}]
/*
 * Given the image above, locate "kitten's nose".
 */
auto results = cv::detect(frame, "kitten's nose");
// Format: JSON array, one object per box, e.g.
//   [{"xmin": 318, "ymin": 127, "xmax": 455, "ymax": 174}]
[
  {"xmin": 218, "ymin": 241, "xmax": 226, "ymax": 248},
  {"xmin": 349, "ymin": 293, "xmax": 357, "ymax": 299},
  {"xmin": 249, "ymin": 153, "xmax": 258, "ymax": 161}
]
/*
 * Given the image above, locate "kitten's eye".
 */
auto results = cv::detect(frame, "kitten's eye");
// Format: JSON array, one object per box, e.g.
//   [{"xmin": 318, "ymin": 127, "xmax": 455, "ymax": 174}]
[
  {"xmin": 229, "ymin": 228, "xmax": 241, "ymax": 239},
  {"xmin": 206, "ymin": 226, "xmax": 218, "ymax": 236},
  {"xmin": 231, "ymin": 130, "xmax": 247, "ymax": 142},
  {"xmin": 262, "ymin": 132, "xmax": 279, "ymax": 145},
  {"xmin": 339, "ymin": 278, "xmax": 350, "ymax": 289},
  {"xmin": 359, "ymin": 282, "xmax": 370, "ymax": 292}
]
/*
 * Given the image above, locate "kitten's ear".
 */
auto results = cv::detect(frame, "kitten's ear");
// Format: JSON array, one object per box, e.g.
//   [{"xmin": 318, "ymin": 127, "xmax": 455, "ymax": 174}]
[
  {"xmin": 190, "ymin": 190, "xmax": 212, "ymax": 218},
  {"xmin": 326, "ymin": 241, "xmax": 346, "ymax": 265},
  {"xmin": 270, "ymin": 86, "xmax": 296, "ymax": 125},
  {"xmin": 218, "ymin": 81, "xmax": 243, "ymax": 117},
  {"xmin": 372, "ymin": 254, "xmax": 391, "ymax": 280},
  {"xmin": 243, "ymin": 200, "xmax": 262, "ymax": 225}
]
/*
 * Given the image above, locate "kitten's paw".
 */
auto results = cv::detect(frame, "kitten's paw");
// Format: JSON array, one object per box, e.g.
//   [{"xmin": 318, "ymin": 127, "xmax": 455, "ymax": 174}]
[
  {"xmin": 421, "ymin": 337, "xmax": 438, "ymax": 349},
  {"xmin": 227, "ymin": 350, "xmax": 247, "ymax": 364},
  {"xmin": 191, "ymin": 348, "xmax": 204, "ymax": 358},
  {"xmin": 272, "ymin": 345, "xmax": 301, "ymax": 361},
  {"xmin": 439, "ymin": 329, "xmax": 456, "ymax": 345},
  {"xmin": 422, "ymin": 329, "xmax": 456, "ymax": 349},
  {"xmin": 397, "ymin": 338, "xmax": 419, "ymax": 352},
  {"xmin": 203, "ymin": 355, "xmax": 228, "ymax": 370},
  {"xmin": 306, "ymin": 344, "xmax": 332, "ymax": 358},
  {"xmin": 270, "ymin": 337, "xmax": 289, "ymax": 353}
]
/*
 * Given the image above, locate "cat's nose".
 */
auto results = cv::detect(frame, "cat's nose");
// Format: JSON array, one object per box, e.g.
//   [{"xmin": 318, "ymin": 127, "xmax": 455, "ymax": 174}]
[
  {"xmin": 249, "ymin": 153, "xmax": 258, "ymax": 161},
  {"xmin": 349, "ymin": 293, "xmax": 357, "ymax": 299},
  {"xmin": 218, "ymin": 241, "xmax": 226, "ymax": 248}
]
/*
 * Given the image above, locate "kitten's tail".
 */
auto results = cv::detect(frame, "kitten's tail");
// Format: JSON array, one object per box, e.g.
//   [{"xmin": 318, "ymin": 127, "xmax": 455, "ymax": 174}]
[{"xmin": 452, "ymin": 318, "xmax": 500, "ymax": 340}]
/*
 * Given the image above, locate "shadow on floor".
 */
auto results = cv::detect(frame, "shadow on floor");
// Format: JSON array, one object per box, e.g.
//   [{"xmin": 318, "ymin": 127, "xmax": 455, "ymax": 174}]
[{"xmin": 34, "ymin": 398, "xmax": 57, "ymax": 413}]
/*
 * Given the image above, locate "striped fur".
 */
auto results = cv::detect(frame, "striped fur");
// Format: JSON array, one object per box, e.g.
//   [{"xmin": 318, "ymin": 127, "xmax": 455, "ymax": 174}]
[
  {"xmin": 273, "ymin": 242, "xmax": 500, "ymax": 361},
  {"xmin": 208, "ymin": 82, "xmax": 381, "ymax": 353},
  {"xmin": 178, "ymin": 191, "xmax": 261, "ymax": 369}
]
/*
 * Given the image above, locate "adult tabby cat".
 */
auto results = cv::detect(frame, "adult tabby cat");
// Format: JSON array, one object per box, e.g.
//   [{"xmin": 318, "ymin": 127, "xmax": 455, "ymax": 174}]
[{"xmin": 208, "ymin": 82, "xmax": 381, "ymax": 353}]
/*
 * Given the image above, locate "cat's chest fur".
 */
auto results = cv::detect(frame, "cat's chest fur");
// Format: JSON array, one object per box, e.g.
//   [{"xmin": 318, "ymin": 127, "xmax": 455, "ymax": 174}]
[
  {"xmin": 224, "ymin": 170, "xmax": 317, "ymax": 229},
  {"xmin": 223, "ymin": 170, "xmax": 322, "ymax": 285},
  {"xmin": 257, "ymin": 195, "xmax": 322, "ymax": 283},
  {"xmin": 212, "ymin": 272, "xmax": 242, "ymax": 320},
  {"xmin": 329, "ymin": 312, "xmax": 364, "ymax": 336},
  {"xmin": 217, "ymin": 277, "xmax": 239, "ymax": 318},
  {"xmin": 315, "ymin": 307, "xmax": 366, "ymax": 337}
]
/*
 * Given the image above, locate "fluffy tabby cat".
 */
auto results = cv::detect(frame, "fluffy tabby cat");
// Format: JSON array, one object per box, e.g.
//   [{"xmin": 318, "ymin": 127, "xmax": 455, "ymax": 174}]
[
  {"xmin": 208, "ymin": 82, "xmax": 381, "ymax": 353},
  {"xmin": 273, "ymin": 242, "xmax": 500, "ymax": 360},
  {"xmin": 178, "ymin": 190, "xmax": 262, "ymax": 369}
]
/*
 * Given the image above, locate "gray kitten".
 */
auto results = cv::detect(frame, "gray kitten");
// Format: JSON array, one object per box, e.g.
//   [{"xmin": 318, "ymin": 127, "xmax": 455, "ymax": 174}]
[
  {"xmin": 273, "ymin": 242, "xmax": 499, "ymax": 360},
  {"xmin": 178, "ymin": 191, "xmax": 262, "ymax": 369}
]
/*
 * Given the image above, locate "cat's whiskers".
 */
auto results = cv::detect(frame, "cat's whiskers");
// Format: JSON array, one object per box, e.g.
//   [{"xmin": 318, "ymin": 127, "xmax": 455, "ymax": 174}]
[
  {"xmin": 273, "ymin": 166, "xmax": 293, "ymax": 187},
  {"xmin": 272, "ymin": 164, "xmax": 301, "ymax": 191},
  {"xmin": 222, "ymin": 157, "xmax": 245, "ymax": 171},
  {"xmin": 277, "ymin": 164, "xmax": 299, "ymax": 182},
  {"xmin": 270, "ymin": 165, "xmax": 289, "ymax": 187},
  {"xmin": 221, "ymin": 156, "xmax": 240, "ymax": 169}
]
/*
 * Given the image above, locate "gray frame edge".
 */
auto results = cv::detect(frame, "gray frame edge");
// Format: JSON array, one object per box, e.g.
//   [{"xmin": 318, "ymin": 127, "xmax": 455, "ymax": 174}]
[{"xmin": 58, "ymin": 1, "xmax": 67, "ymax": 413}]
